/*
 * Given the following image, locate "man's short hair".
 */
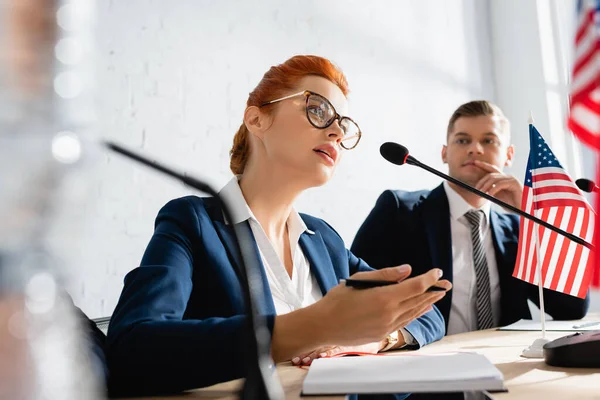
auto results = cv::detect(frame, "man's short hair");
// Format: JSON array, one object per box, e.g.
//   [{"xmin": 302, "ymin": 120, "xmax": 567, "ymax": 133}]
[{"xmin": 447, "ymin": 100, "xmax": 510, "ymax": 138}]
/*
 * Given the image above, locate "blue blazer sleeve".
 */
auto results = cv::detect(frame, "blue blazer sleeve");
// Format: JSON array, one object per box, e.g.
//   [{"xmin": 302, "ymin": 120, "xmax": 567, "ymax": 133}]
[{"xmin": 106, "ymin": 198, "xmax": 275, "ymax": 396}]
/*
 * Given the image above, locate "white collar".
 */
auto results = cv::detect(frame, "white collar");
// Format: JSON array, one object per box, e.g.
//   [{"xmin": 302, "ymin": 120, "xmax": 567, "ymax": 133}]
[
  {"xmin": 443, "ymin": 180, "xmax": 491, "ymax": 224},
  {"xmin": 218, "ymin": 176, "xmax": 315, "ymax": 235}
]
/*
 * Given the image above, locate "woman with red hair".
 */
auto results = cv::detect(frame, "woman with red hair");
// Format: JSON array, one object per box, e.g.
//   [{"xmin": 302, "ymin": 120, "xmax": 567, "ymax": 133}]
[{"xmin": 106, "ymin": 55, "xmax": 451, "ymax": 396}]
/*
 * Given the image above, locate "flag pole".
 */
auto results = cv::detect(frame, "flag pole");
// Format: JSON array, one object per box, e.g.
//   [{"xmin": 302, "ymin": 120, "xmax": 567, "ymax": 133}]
[
  {"xmin": 522, "ymin": 113, "xmax": 550, "ymax": 358},
  {"xmin": 534, "ymin": 212, "xmax": 546, "ymax": 339},
  {"xmin": 531, "ymin": 109, "xmax": 547, "ymax": 337}
]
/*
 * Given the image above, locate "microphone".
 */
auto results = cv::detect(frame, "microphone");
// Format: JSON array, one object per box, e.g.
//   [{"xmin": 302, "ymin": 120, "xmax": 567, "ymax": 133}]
[
  {"xmin": 576, "ymin": 178, "xmax": 599, "ymax": 193},
  {"xmin": 104, "ymin": 141, "xmax": 283, "ymax": 400},
  {"xmin": 380, "ymin": 142, "xmax": 594, "ymax": 251}
]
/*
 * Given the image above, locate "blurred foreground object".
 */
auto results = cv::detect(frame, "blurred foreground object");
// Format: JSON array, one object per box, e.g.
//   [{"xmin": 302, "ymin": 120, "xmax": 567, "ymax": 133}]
[
  {"xmin": 567, "ymin": 0, "xmax": 600, "ymax": 289},
  {"xmin": 0, "ymin": 0, "xmax": 104, "ymax": 399}
]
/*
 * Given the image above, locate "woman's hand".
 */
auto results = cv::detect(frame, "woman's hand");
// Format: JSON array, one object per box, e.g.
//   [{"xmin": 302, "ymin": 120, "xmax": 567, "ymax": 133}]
[
  {"xmin": 271, "ymin": 265, "xmax": 451, "ymax": 362},
  {"xmin": 291, "ymin": 341, "xmax": 384, "ymax": 366},
  {"xmin": 313, "ymin": 265, "xmax": 451, "ymax": 347}
]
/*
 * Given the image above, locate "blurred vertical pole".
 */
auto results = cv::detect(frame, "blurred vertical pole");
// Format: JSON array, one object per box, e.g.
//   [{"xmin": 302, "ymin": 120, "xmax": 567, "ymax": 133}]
[{"xmin": 0, "ymin": 0, "xmax": 104, "ymax": 399}]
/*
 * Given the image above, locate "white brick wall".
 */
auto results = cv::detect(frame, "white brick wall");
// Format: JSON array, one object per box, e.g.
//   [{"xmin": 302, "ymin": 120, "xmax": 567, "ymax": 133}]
[{"xmin": 71, "ymin": 0, "xmax": 496, "ymax": 318}]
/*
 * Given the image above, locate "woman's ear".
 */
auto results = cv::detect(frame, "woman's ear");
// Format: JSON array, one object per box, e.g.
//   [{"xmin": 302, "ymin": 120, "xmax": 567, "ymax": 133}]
[{"xmin": 244, "ymin": 106, "xmax": 272, "ymax": 140}]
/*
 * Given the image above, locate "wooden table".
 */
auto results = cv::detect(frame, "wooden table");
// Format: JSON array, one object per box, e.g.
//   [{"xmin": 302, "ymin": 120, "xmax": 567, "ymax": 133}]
[
  {"xmin": 125, "ymin": 315, "xmax": 600, "ymax": 400},
  {"xmin": 417, "ymin": 328, "xmax": 600, "ymax": 399}
]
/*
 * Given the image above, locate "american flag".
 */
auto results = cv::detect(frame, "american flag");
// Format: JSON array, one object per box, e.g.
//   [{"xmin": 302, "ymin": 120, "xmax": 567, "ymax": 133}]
[
  {"xmin": 513, "ymin": 125, "xmax": 595, "ymax": 299},
  {"xmin": 568, "ymin": 0, "xmax": 600, "ymax": 148},
  {"xmin": 568, "ymin": 0, "xmax": 600, "ymax": 288}
]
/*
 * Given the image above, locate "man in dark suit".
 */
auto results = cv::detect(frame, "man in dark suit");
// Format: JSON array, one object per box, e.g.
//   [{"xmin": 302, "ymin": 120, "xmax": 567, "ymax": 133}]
[{"xmin": 352, "ymin": 100, "xmax": 589, "ymax": 334}]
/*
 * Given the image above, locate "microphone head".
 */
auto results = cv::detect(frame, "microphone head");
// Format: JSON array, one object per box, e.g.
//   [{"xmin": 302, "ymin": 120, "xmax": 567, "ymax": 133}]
[
  {"xmin": 576, "ymin": 178, "xmax": 595, "ymax": 193},
  {"xmin": 380, "ymin": 142, "xmax": 411, "ymax": 166}
]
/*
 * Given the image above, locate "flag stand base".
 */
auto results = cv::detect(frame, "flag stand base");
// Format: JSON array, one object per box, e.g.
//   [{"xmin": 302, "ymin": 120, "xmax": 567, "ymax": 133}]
[{"xmin": 521, "ymin": 337, "xmax": 550, "ymax": 358}]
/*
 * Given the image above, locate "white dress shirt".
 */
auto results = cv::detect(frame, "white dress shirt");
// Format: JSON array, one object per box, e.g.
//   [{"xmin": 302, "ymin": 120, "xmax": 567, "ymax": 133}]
[
  {"xmin": 219, "ymin": 177, "xmax": 323, "ymax": 315},
  {"xmin": 220, "ymin": 177, "xmax": 415, "ymax": 347},
  {"xmin": 443, "ymin": 181, "xmax": 501, "ymax": 335}
]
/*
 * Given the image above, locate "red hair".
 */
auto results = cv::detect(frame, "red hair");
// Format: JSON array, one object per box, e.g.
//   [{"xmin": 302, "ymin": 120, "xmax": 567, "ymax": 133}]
[{"xmin": 229, "ymin": 55, "xmax": 349, "ymax": 175}]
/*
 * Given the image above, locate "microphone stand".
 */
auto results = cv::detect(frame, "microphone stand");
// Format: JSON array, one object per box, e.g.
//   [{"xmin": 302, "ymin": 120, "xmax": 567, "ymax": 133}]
[
  {"xmin": 104, "ymin": 141, "xmax": 283, "ymax": 400},
  {"xmin": 403, "ymin": 154, "xmax": 595, "ymax": 251}
]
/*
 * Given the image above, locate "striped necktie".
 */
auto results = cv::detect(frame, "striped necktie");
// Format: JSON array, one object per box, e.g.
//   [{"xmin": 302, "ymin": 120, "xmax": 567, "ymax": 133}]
[{"xmin": 464, "ymin": 210, "xmax": 494, "ymax": 330}]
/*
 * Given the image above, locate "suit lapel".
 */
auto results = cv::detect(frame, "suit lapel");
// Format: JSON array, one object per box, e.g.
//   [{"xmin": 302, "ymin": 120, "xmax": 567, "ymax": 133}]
[
  {"xmin": 423, "ymin": 185, "xmax": 453, "ymax": 276},
  {"xmin": 206, "ymin": 199, "xmax": 276, "ymax": 315},
  {"xmin": 213, "ymin": 219, "xmax": 244, "ymax": 276},
  {"xmin": 490, "ymin": 210, "xmax": 523, "ymax": 324},
  {"xmin": 299, "ymin": 231, "xmax": 338, "ymax": 294},
  {"xmin": 422, "ymin": 184, "xmax": 453, "ymax": 322},
  {"xmin": 490, "ymin": 211, "xmax": 520, "ymax": 278}
]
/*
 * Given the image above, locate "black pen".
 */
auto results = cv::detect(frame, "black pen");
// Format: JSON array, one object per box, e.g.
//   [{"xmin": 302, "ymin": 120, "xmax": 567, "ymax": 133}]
[{"xmin": 341, "ymin": 279, "xmax": 447, "ymax": 292}]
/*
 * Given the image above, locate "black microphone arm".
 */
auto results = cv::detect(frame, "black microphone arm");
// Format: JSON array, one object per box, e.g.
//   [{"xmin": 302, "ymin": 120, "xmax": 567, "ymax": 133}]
[
  {"xmin": 104, "ymin": 141, "xmax": 283, "ymax": 400},
  {"xmin": 380, "ymin": 142, "xmax": 595, "ymax": 251}
]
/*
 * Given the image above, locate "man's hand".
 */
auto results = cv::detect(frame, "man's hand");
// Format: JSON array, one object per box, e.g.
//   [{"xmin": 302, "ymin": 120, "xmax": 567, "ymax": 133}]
[{"xmin": 473, "ymin": 160, "xmax": 523, "ymax": 210}]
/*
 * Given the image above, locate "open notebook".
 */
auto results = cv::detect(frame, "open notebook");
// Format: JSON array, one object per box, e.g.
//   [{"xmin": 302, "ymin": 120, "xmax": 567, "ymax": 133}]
[{"xmin": 302, "ymin": 352, "xmax": 505, "ymax": 396}]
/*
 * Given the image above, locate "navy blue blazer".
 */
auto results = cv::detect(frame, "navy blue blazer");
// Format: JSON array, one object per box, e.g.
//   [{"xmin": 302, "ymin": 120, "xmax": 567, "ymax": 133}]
[
  {"xmin": 106, "ymin": 196, "xmax": 445, "ymax": 396},
  {"xmin": 351, "ymin": 184, "xmax": 589, "ymax": 332}
]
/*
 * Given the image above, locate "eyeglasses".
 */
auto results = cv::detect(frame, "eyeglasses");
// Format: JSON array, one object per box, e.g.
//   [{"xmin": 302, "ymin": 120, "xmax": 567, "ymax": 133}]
[{"xmin": 260, "ymin": 90, "xmax": 362, "ymax": 150}]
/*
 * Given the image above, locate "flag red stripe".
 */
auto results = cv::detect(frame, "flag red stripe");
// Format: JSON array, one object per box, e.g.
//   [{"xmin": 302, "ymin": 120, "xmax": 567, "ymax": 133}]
[
  {"xmin": 540, "ymin": 208, "xmax": 553, "ymax": 283},
  {"xmin": 526, "ymin": 209, "xmax": 548, "ymax": 284},
  {"xmin": 577, "ymin": 267, "xmax": 593, "ymax": 298},
  {"xmin": 528, "ymin": 250, "xmax": 537, "ymax": 283},
  {"xmin": 568, "ymin": 117, "xmax": 600, "ymax": 149},
  {"xmin": 537, "ymin": 208, "xmax": 556, "ymax": 284},
  {"xmin": 571, "ymin": 219, "xmax": 592, "ymax": 298},
  {"xmin": 571, "ymin": 71, "xmax": 600, "ymax": 103},
  {"xmin": 514, "ymin": 221, "xmax": 527, "ymax": 280},
  {"xmin": 566, "ymin": 2, "xmax": 600, "ymax": 293},
  {"xmin": 532, "ymin": 172, "xmax": 572, "ymax": 181},
  {"xmin": 576, "ymin": 9, "xmax": 595, "ymax": 43},
  {"xmin": 578, "ymin": 93, "xmax": 600, "ymax": 112},
  {"xmin": 571, "ymin": 94, "xmax": 600, "ymax": 128},
  {"xmin": 541, "ymin": 208, "xmax": 564, "ymax": 285},
  {"xmin": 515, "ymin": 221, "xmax": 527, "ymax": 280},
  {"xmin": 550, "ymin": 207, "xmax": 578, "ymax": 289},
  {"xmin": 532, "ymin": 186, "xmax": 582, "ymax": 196},
  {"xmin": 594, "ymin": 160, "xmax": 600, "ymax": 289},
  {"xmin": 525, "ymin": 200, "xmax": 539, "ymax": 283},
  {"xmin": 534, "ymin": 199, "xmax": 590, "ymax": 209},
  {"xmin": 520, "ymin": 188, "xmax": 536, "ymax": 282},
  {"xmin": 515, "ymin": 188, "xmax": 533, "ymax": 281},
  {"xmin": 577, "ymin": 236, "xmax": 594, "ymax": 297},
  {"xmin": 573, "ymin": 40, "xmax": 600, "ymax": 76},
  {"xmin": 564, "ymin": 209, "xmax": 590, "ymax": 295}
]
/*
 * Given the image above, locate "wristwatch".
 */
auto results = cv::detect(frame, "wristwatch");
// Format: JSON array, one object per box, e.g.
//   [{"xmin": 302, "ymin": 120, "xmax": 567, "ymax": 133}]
[{"xmin": 381, "ymin": 330, "xmax": 399, "ymax": 352}]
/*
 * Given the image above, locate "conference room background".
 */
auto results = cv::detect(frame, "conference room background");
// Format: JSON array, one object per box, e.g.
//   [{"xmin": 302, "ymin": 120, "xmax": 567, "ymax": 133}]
[{"xmin": 64, "ymin": 0, "xmax": 599, "ymax": 318}]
